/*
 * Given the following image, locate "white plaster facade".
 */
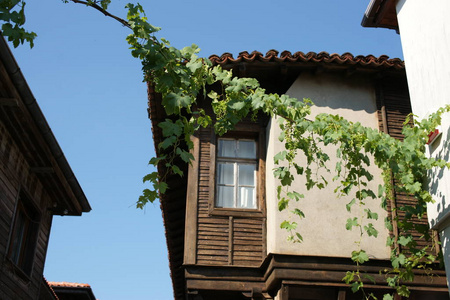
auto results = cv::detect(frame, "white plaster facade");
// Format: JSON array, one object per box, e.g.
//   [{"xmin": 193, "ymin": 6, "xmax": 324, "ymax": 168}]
[
  {"xmin": 395, "ymin": 0, "xmax": 450, "ymax": 288},
  {"xmin": 265, "ymin": 73, "xmax": 391, "ymax": 260}
]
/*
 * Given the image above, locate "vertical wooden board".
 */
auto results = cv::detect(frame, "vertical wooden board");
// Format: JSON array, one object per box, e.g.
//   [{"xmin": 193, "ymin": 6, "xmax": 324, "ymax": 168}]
[
  {"xmin": 228, "ymin": 216, "xmax": 233, "ymax": 265},
  {"xmin": 184, "ymin": 135, "xmax": 200, "ymax": 265}
]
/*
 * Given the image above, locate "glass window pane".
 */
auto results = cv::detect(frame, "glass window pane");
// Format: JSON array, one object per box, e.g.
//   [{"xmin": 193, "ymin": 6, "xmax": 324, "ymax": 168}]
[
  {"xmin": 10, "ymin": 211, "xmax": 25, "ymax": 264},
  {"xmin": 238, "ymin": 140, "xmax": 256, "ymax": 158},
  {"xmin": 217, "ymin": 186, "xmax": 234, "ymax": 208},
  {"xmin": 218, "ymin": 139, "xmax": 236, "ymax": 157},
  {"xmin": 217, "ymin": 163, "xmax": 234, "ymax": 185},
  {"xmin": 238, "ymin": 164, "xmax": 255, "ymax": 186},
  {"xmin": 238, "ymin": 187, "xmax": 256, "ymax": 209}
]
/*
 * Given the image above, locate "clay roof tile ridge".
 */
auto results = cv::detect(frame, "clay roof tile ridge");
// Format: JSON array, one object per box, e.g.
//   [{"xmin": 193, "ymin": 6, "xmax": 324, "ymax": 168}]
[
  {"xmin": 47, "ymin": 281, "xmax": 91, "ymax": 288},
  {"xmin": 206, "ymin": 50, "xmax": 404, "ymax": 69},
  {"xmin": 265, "ymin": 49, "xmax": 279, "ymax": 57},
  {"xmin": 280, "ymin": 50, "xmax": 292, "ymax": 58}
]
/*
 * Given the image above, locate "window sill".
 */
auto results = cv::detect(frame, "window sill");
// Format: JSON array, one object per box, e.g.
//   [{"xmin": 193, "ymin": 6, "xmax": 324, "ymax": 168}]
[
  {"xmin": 209, "ymin": 207, "xmax": 264, "ymax": 218},
  {"xmin": 4, "ymin": 258, "xmax": 32, "ymax": 283}
]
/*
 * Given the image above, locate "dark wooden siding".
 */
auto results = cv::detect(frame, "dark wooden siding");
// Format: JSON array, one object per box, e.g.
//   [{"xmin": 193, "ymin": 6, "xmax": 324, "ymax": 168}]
[
  {"xmin": 376, "ymin": 77, "xmax": 437, "ymax": 255},
  {"xmin": 0, "ymin": 119, "xmax": 53, "ymax": 300},
  {"xmin": 232, "ymin": 218, "xmax": 264, "ymax": 265},
  {"xmin": 195, "ymin": 127, "xmax": 265, "ymax": 267}
]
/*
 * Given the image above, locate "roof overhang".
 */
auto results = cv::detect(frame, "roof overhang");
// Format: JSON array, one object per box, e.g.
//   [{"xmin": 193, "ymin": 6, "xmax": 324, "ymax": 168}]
[
  {"xmin": 48, "ymin": 282, "xmax": 97, "ymax": 300},
  {"xmin": 0, "ymin": 34, "xmax": 91, "ymax": 215},
  {"xmin": 362, "ymin": 0, "xmax": 399, "ymax": 31}
]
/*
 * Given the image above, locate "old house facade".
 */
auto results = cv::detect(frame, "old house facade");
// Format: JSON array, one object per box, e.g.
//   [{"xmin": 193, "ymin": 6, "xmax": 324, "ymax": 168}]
[
  {"xmin": 149, "ymin": 50, "xmax": 448, "ymax": 299},
  {"xmin": 0, "ymin": 36, "xmax": 91, "ymax": 299}
]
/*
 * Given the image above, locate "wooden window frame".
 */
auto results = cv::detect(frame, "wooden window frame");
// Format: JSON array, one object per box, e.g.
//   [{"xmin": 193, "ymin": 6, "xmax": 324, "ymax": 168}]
[
  {"xmin": 6, "ymin": 189, "xmax": 41, "ymax": 280},
  {"xmin": 216, "ymin": 138, "xmax": 258, "ymax": 209},
  {"xmin": 209, "ymin": 124, "xmax": 266, "ymax": 218}
]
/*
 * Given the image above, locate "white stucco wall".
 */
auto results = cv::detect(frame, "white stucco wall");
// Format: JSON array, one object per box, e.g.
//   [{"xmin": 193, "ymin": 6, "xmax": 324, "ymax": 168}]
[
  {"xmin": 396, "ymin": 0, "xmax": 450, "ymax": 289},
  {"xmin": 265, "ymin": 73, "xmax": 391, "ymax": 260},
  {"xmin": 396, "ymin": 0, "xmax": 450, "ymax": 229}
]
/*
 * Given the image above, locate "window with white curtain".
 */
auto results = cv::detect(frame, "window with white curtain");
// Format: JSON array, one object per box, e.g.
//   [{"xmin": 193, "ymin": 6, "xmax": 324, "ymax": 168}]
[{"xmin": 216, "ymin": 138, "xmax": 257, "ymax": 209}]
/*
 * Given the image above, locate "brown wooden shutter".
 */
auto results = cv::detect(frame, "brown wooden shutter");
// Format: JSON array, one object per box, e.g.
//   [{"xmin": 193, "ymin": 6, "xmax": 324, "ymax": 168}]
[{"xmin": 376, "ymin": 76, "xmax": 439, "ymax": 255}]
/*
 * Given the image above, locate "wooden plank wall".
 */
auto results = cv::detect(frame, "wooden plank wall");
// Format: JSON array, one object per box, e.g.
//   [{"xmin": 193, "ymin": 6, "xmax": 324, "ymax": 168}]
[
  {"xmin": 377, "ymin": 77, "xmax": 437, "ymax": 255},
  {"xmin": 0, "ymin": 119, "xmax": 53, "ymax": 300},
  {"xmin": 195, "ymin": 127, "xmax": 265, "ymax": 267}
]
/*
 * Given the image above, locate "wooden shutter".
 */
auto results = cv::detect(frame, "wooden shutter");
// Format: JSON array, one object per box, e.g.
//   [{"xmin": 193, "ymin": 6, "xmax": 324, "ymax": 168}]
[{"xmin": 376, "ymin": 76, "xmax": 438, "ymax": 255}]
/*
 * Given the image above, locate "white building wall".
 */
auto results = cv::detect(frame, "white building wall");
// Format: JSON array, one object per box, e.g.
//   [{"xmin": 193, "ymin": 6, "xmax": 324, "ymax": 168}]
[
  {"xmin": 265, "ymin": 73, "xmax": 391, "ymax": 260},
  {"xmin": 396, "ymin": 0, "xmax": 450, "ymax": 228},
  {"xmin": 396, "ymin": 0, "xmax": 450, "ymax": 289}
]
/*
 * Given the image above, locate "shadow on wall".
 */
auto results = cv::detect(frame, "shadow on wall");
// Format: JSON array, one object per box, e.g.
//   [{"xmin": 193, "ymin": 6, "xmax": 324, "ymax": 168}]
[
  {"xmin": 428, "ymin": 125, "xmax": 450, "ymax": 229},
  {"xmin": 289, "ymin": 73, "xmax": 378, "ymax": 115}
]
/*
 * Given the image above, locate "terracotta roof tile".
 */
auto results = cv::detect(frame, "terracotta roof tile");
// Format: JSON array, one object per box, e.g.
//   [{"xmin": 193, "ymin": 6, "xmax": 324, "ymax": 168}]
[
  {"xmin": 209, "ymin": 50, "xmax": 404, "ymax": 69},
  {"xmin": 43, "ymin": 277, "xmax": 60, "ymax": 300},
  {"xmin": 48, "ymin": 281, "xmax": 91, "ymax": 288}
]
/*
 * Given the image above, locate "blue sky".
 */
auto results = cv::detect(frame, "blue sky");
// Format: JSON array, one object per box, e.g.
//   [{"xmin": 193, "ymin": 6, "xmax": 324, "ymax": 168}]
[{"xmin": 9, "ymin": 0, "xmax": 402, "ymax": 299}]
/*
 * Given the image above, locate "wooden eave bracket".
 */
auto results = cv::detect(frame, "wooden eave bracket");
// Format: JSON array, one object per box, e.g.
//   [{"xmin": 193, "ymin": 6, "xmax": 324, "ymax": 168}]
[
  {"xmin": 187, "ymin": 290, "xmax": 205, "ymax": 300},
  {"xmin": 242, "ymin": 287, "xmax": 271, "ymax": 299}
]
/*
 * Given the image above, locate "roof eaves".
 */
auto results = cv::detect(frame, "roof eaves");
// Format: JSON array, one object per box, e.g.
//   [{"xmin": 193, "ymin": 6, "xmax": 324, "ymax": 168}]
[
  {"xmin": 361, "ymin": 0, "xmax": 399, "ymax": 31},
  {"xmin": 42, "ymin": 277, "xmax": 60, "ymax": 300},
  {"xmin": 0, "ymin": 34, "xmax": 91, "ymax": 214},
  {"xmin": 48, "ymin": 282, "xmax": 97, "ymax": 300}
]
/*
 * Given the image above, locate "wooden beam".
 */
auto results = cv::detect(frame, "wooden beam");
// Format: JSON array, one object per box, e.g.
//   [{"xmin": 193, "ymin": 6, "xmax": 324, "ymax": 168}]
[
  {"xmin": 186, "ymin": 279, "xmax": 265, "ymax": 292},
  {"xmin": 338, "ymin": 289, "xmax": 346, "ymax": 300},
  {"xmin": 264, "ymin": 258, "xmax": 448, "ymax": 294},
  {"xmin": 279, "ymin": 285, "xmax": 288, "ymax": 300},
  {"xmin": 184, "ymin": 134, "xmax": 200, "ymax": 265},
  {"xmin": 0, "ymin": 97, "xmax": 18, "ymax": 107},
  {"xmin": 30, "ymin": 167, "xmax": 54, "ymax": 174},
  {"xmin": 208, "ymin": 126, "xmax": 216, "ymax": 215},
  {"xmin": 228, "ymin": 216, "xmax": 233, "ymax": 265}
]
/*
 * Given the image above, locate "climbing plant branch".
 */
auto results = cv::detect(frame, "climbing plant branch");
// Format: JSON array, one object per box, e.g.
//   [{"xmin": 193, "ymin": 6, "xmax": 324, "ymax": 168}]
[
  {"xmin": 2, "ymin": 1, "xmax": 450, "ymax": 298},
  {"xmin": 66, "ymin": 0, "xmax": 131, "ymax": 28}
]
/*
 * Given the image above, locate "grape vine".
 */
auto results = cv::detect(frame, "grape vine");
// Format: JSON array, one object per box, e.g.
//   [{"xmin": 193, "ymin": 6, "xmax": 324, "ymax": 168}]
[
  {"xmin": 2, "ymin": 1, "xmax": 449, "ymax": 299},
  {"xmin": 124, "ymin": 6, "xmax": 450, "ymax": 298}
]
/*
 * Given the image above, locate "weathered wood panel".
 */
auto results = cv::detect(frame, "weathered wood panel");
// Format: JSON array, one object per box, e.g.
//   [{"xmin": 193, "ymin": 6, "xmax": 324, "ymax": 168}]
[{"xmin": 0, "ymin": 120, "xmax": 54, "ymax": 300}]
